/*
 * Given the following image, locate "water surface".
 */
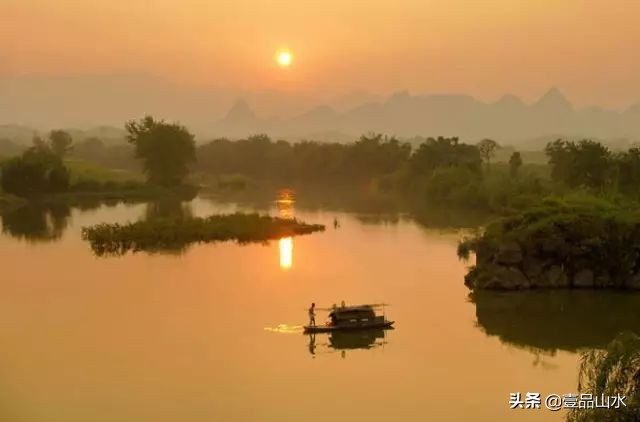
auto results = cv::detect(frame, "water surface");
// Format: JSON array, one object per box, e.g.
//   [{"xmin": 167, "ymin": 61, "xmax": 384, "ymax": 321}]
[{"xmin": 0, "ymin": 194, "xmax": 629, "ymax": 421}]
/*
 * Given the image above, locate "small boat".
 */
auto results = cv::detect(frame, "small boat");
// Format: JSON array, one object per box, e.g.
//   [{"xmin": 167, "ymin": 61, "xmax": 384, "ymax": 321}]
[{"xmin": 304, "ymin": 303, "xmax": 394, "ymax": 333}]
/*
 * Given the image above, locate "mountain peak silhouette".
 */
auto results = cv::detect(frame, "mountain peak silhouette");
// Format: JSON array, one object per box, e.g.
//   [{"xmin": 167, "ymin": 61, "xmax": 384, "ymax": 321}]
[
  {"xmin": 206, "ymin": 88, "xmax": 640, "ymax": 143},
  {"xmin": 494, "ymin": 94, "xmax": 525, "ymax": 108},
  {"xmin": 225, "ymin": 99, "xmax": 256, "ymax": 122},
  {"xmin": 534, "ymin": 87, "xmax": 572, "ymax": 110}
]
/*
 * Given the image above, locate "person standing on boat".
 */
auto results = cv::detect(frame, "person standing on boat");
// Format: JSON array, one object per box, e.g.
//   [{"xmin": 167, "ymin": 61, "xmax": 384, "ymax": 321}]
[{"xmin": 308, "ymin": 303, "xmax": 316, "ymax": 327}]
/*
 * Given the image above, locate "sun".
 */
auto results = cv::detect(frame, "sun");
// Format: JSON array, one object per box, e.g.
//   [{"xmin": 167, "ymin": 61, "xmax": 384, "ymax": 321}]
[{"xmin": 276, "ymin": 49, "xmax": 293, "ymax": 67}]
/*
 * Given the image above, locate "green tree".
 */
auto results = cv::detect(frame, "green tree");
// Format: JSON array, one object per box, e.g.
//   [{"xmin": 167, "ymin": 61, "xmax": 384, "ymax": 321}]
[
  {"xmin": 477, "ymin": 138, "xmax": 499, "ymax": 169},
  {"xmin": 410, "ymin": 137, "xmax": 482, "ymax": 177},
  {"xmin": 509, "ymin": 151, "xmax": 523, "ymax": 177},
  {"xmin": 0, "ymin": 140, "xmax": 69, "ymax": 196},
  {"xmin": 424, "ymin": 166, "xmax": 488, "ymax": 208},
  {"xmin": 125, "ymin": 116, "xmax": 196, "ymax": 186},
  {"xmin": 48, "ymin": 130, "xmax": 73, "ymax": 156},
  {"xmin": 545, "ymin": 139, "xmax": 611, "ymax": 189},
  {"xmin": 614, "ymin": 147, "xmax": 640, "ymax": 194},
  {"xmin": 349, "ymin": 133, "xmax": 411, "ymax": 178}
]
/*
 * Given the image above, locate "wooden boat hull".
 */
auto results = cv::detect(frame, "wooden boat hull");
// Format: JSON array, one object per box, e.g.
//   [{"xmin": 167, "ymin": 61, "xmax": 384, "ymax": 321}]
[{"xmin": 303, "ymin": 320, "xmax": 394, "ymax": 333}]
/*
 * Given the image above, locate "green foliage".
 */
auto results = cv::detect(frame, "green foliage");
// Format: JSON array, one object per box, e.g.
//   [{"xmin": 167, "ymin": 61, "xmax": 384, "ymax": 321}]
[
  {"xmin": 82, "ymin": 213, "xmax": 325, "ymax": 256},
  {"xmin": 195, "ymin": 133, "xmax": 411, "ymax": 182},
  {"xmin": 409, "ymin": 136, "xmax": 482, "ymax": 177},
  {"xmin": 508, "ymin": 151, "xmax": 522, "ymax": 177},
  {"xmin": 415, "ymin": 159, "xmax": 550, "ymax": 212},
  {"xmin": 424, "ymin": 166, "xmax": 489, "ymax": 209},
  {"xmin": 71, "ymin": 137, "xmax": 139, "ymax": 171},
  {"xmin": 482, "ymin": 166, "xmax": 550, "ymax": 211},
  {"xmin": 493, "ymin": 146, "xmax": 548, "ymax": 164},
  {"xmin": 70, "ymin": 178, "xmax": 145, "ymax": 193},
  {"xmin": 614, "ymin": 147, "xmax": 640, "ymax": 195},
  {"xmin": 347, "ymin": 133, "xmax": 412, "ymax": 179},
  {"xmin": 1, "ymin": 141, "xmax": 70, "ymax": 196},
  {"xmin": 125, "ymin": 116, "xmax": 196, "ymax": 186},
  {"xmin": 215, "ymin": 174, "xmax": 255, "ymax": 190},
  {"xmin": 48, "ymin": 130, "xmax": 73, "ymax": 156},
  {"xmin": 545, "ymin": 139, "xmax": 612, "ymax": 189},
  {"xmin": 456, "ymin": 236, "xmax": 477, "ymax": 261},
  {"xmin": 569, "ymin": 332, "xmax": 640, "ymax": 421},
  {"xmin": 476, "ymin": 138, "xmax": 499, "ymax": 168},
  {"xmin": 483, "ymin": 196, "xmax": 634, "ymax": 241},
  {"xmin": 460, "ymin": 197, "xmax": 640, "ymax": 289},
  {"xmin": 65, "ymin": 158, "xmax": 143, "ymax": 184}
]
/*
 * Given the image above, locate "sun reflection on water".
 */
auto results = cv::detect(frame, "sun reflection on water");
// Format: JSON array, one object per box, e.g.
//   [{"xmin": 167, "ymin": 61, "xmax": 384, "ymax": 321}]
[
  {"xmin": 279, "ymin": 237, "xmax": 293, "ymax": 270},
  {"xmin": 277, "ymin": 189, "xmax": 295, "ymax": 270}
]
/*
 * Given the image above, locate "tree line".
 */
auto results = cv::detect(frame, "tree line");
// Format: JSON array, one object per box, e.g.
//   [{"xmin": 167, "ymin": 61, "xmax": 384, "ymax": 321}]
[
  {"xmin": 1, "ymin": 133, "xmax": 72, "ymax": 195},
  {"xmin": 545, "ymin": 139, "xmax": 640, "ymax": 193},
  {"xmin": 3, "ymin": 114, "xmax": 640, "ymax": 210},
  {"xmin": 1, "ymin": 116, "xmax": 195, "ymax": 196}
]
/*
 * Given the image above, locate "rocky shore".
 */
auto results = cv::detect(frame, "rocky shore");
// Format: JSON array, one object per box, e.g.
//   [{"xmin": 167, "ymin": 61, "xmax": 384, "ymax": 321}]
[{"xmin": 458, "ymin": 199, "xmax": 640, "ymax": 290}]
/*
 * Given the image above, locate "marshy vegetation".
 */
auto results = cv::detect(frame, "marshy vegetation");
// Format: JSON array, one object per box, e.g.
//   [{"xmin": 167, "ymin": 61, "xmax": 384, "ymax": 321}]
[
  {"xmin": 570, "ymin": 332, "xmax": 640, "ymax": 421},
  {"xmin": 81, "ymin": 212, "xmax": 325, "ymax": 256}
]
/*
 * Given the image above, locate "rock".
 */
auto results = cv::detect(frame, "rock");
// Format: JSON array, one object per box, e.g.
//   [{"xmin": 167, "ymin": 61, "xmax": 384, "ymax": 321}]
[
  {"xmin": 474, "ymin": 242, "xmax": 493, "ymax": 266},
  {"xmin": 479, "ymin": 265, "xmax": 530, "ymax": 290},
  {"xmin": 495, "ymin": 242, "xmax": 523, "ymax": 265},
  {"xmin": 460, "ymin": 203, "xmax": 640, "ymax": 291},
  {"xmin": 546, "ymin": 265, "xmax": 570, "ymax": 288},
  {"xmin": 523, "ymin": 258, "xmax": 544, "ymax": 281},
  {"xmin": 627, "ymin": 273, "xmax": 640, "ymax": 290},
  {"xmin": 594, "ymin": 273, "xmax": 613, "ymax": 288},
  {"xmin": 569, "ymin": 244, "xmax": 589, "ymax": 257},
  {"xmin": 573, "ymin": 269, "xmax": 594, "ymax": 288},
  {"xmin": 542, "ymin": 237, "xmax": 565, "ymax": 254},
  {"xmin": 464, "ymin": 267, "xmax": 480, "ymax": 289}
]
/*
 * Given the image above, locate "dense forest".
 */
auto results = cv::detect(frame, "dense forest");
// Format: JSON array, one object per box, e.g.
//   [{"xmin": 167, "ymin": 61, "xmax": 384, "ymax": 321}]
[
  {"xmin": 194, "ymin": 133, "xmax": 640, "ymax": 212},
  {"xmin": 3, "ymin": 116, "xmax": 640, "ymax": 217}
]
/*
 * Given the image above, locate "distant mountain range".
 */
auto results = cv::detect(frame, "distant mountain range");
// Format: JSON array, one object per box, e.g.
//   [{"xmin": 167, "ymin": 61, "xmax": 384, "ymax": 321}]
[
  {"xmin": 211, "ymin": 88, "xmax": 640, "ymax": 146},
  {"xmin": 1, "ymin": 73, "xmax": 639, "ymax": 147}
]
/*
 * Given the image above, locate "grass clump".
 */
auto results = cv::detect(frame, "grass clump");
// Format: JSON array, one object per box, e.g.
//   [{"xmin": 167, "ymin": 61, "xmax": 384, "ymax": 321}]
[
  {"xmin": 65, "ymin": 158, "xmax": 143, "ymax": 184},
  {"xmin": 82, "ymin": 213, "xmax": 325, "ymax": 256}
]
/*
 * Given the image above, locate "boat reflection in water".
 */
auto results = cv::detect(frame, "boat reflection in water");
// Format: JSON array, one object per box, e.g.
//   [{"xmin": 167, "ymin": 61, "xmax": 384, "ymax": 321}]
[{"xmin": 306, "ymin": 328, "xmax": 392, "ymax": 358}]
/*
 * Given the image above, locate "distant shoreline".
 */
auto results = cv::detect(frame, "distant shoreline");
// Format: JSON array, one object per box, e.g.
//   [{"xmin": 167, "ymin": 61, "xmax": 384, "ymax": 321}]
[{"xmin": 0, "ymin": 184, "xmax": 198, "ymax": 212}]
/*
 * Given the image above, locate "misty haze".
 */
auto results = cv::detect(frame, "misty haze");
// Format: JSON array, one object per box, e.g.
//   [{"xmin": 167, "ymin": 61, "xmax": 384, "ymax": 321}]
[{"xmin": 2, "ymin": 1, "xmax": 640, "ymax": 422}]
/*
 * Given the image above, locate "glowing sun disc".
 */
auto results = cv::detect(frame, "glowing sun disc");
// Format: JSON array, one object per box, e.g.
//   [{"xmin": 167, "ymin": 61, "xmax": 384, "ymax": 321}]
[{"xmin": 276, "ymin": 50, "xmax": 293, "ymax": 67}]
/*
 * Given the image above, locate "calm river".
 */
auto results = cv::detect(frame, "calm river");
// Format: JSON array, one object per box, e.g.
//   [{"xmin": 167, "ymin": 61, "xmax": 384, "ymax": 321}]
[{"xmin": 1, "ymin": 192, "xmax": 635, "ymax": 421}]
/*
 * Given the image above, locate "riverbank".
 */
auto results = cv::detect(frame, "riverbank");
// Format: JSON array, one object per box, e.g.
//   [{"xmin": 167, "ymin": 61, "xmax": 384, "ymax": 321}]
[
  {"xmin": 45, "ymin": 184, "xmax": 198, "ymax": 203},
  {"xmin": 0, "ymin": 184, "xmax": 198, "ymax": 212}
]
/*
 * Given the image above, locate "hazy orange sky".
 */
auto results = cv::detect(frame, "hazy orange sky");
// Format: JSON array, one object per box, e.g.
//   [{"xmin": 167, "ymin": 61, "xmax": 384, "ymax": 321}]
[{"xmin": 3, "ymin": 0, "xmax": 640, "ymax": 107}]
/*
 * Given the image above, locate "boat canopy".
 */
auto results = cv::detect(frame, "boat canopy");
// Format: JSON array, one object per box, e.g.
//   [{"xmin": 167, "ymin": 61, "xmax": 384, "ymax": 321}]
[{"xmin": 329, "ymin": 305, "xmax": 376, "ymax": 321}]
